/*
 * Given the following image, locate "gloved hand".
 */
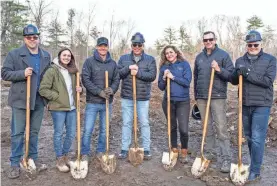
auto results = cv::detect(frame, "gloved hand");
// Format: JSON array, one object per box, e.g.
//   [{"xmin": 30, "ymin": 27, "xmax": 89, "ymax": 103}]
[
  {"xmin": 104, "ymin": 87, "xmax": 114, "ymax": 96},
  {"xmin": 99, "ymin": 90, "xmax": 109, "ymax": 99},
  {"xmin": 236, "ymin": 65, "xmax": 250, "ymax": 77}
]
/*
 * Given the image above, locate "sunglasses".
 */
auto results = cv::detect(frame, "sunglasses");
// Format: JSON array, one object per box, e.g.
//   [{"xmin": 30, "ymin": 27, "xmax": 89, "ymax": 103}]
[
  {"xmin": 132, "ymin": 43, "xmax": 143, "ymax": 48},
  {"xmin": 247, "ymin": 43, "xmax": 259, "ymax": 48},
  {"xmin": 25, "ymin": 36, "xmax": 39, "ymax": 40},
  {"xmin": 203, "ymin": 38, "xmax": 214, "ymax": 42}
]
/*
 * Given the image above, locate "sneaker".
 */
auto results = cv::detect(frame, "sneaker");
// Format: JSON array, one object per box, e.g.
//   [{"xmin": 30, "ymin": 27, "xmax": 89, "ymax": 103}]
[
  {"xmin": 63, "ymin": 155, "xmax": 70, "ymax": 166},
  {"xmin": 220, "ymin": 159, "xmax": 230, "ymax": 173},
  {"xmin": 143, "ymin": 151, "xmax": 152, "ymax": 160},
  {"xmin": 247, "ymin": 172, "xmax": 261, "ymax": 183},
  {"xmin": 118, "ymin": 150, "xmax": 128, "ymax": 159},
  {"xmin": 179, "ymin": 149, "xmax": 188, "ymax": 164},
  {"xmin": 34, "ymin": 160, "xmax": 47, "ymax": 172},
  {"xmin": 96, "ymin": 152, "xmax": 104, "ymax": 161},
  {"xmin": 8, "ymin": 166, "xmax": 20, "ymax": 179},
  {"xmin": 56, "ymin": 157, "xmax": 69, "ymax": 173}
]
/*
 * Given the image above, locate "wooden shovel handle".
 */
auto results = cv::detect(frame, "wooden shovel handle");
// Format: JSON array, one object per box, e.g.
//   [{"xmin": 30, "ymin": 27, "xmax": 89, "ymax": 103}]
[
  {"xmin": 105, "ymin": 71, "xmax": 109, "ymax": 154},
  {"xmin": 201, "ymin": 68, "xmax": 215, "ymax": 156},
  {"xmin": 238, "ymin": 75, "xmax": 243, "ymax": 166},
  {"xmin": 76, "ymin": 72, "xmax": 81, "ymax": 162},
  {"xmin": 133, "ymin": 75, "xmax": 138, "ymax": 148},
  {"xmin": 24, "ymin": 75, "xmax": 31, "ymax": 161},
  {"xmin": 167, "ymin": 78, "xmax": 171, "ymax": 160}
]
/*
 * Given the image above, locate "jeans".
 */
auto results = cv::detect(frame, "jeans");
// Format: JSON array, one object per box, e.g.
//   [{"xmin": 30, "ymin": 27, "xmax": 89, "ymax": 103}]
[
  {"xmin": 197, "ymin": 99, "xmax": 231, "ymax": 160},
  {"xmin": 10, "ymin": 97, "xmax": 44, "ymax": 167},
  {"xmin": 121, "ymin": 98, "xmax": 151, "ymax": 151},
  {"xmin": 242, "ymin": 106, "xmax": 270, "ymax": 175},
  {"xmin": 81, "ymin": 103, "xmax": 112, "ymax": 155},
  {"xmin": 51, "ymin": 109, "xmax": 76, "ymax": 158},
  {"xmin": 162, "ymin": 100, "xmax": 190, "ymax": 149}
]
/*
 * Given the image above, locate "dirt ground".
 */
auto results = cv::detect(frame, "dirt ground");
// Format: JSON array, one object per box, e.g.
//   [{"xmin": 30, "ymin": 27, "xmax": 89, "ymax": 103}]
[{"xmin": 1, "ymin": 82, "xmax": 277, "ymax": 186}]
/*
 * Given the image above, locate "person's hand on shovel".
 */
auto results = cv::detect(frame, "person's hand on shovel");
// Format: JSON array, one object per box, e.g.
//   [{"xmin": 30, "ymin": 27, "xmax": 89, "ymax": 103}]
[
  {"xmin": 76, "ymin": 86, "xmax": 82, "ymax": 93},
  {"xmin": 211, "ymin": 60, "xmax": 221, "ymax": 72},
  {"xmin": 25, "ymin": 67, "xmax": 33, "ymax": 77},
  {"xmin": 99, "ymin": 90, "xmax": 109, "ymax": 99},
  {"xmin": 104, "ymin": 87, "xmax": 114, "ymax": 96},
  {"xmin": 131, "ymin": 69, "xmax": 138, "ymax": 76}
]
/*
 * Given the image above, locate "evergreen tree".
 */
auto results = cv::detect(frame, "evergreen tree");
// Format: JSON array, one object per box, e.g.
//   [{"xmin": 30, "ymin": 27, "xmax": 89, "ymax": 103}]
[{"xmin": 247, "ymin": 15, "xmax": 264, "ymax": 31}]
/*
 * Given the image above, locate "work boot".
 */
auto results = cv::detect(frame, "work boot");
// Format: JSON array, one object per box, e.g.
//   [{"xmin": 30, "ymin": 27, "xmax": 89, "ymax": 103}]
[
  {"xmin": 143, "ymin": 151, "xmax": 152, "ymax": 160},
  {"xmin": 220, "ymin": 159, "xmax": 230, "ymax": 173},
  {"xmin": 8, "ymin": 166, "xmax": 20, "ymax": 179},
  {"xmin": 96, "ymin": 152, "xmax": 104, "ymax": 161},
  {"xmin": 179, "ymin": 149, "xmax": 188, "ymax": 164},
  {"xmin": 205, "ymin": 152, "xmax": 217, "ymax": 161},
  {"xmin": 34, "ymin": 160, "xmax": 47, "ymax": 172},
  {"xmin": 56, "ymin": 157, "xmax": 69, "ymax": 173},
  {"xmin": 118, "ymin": 150, "xmax": 128, "ymax": 159},
  {"xmin": 247, "ymin": 172, "xmax": 261, "ymax": 183},
  {"xmin": 63, "ymin": 155, "xmax": 70, "ymax": 166}
]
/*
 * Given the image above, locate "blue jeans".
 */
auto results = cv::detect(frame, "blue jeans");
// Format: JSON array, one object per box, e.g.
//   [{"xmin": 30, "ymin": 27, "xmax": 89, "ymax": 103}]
[
  {"xmin": 81, "ymin": 103, "xmax": 112, "ymax": 155},
  {"xmin": 51, "ymin": 110, "xmax": 77, "ymax": 158},
  {"xmin": 121, "ymin": 98, "xmax": 151, "ymax": 151},
  {"xmin": 242, "ymin": 106, "xmax": 270, "ymax": 175},
  {"xmin": 10, "ymin": 99, "xmax": 44, "ymax": 167}
]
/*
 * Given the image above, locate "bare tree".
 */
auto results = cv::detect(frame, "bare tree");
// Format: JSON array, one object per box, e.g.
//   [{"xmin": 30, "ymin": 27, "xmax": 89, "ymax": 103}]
[
  {"xmin": 85, "ymin": 3, "xmax": 96, "ymax": 57},
  {"xmin": 67, "ymin": 8, "xmax": 76, "ymax": 50},
  {"xmin": 212, "ymin": 15, "xmax": 226, "ymax": 47},
  {"xmin": 26, "ymin": 0, "xmax": 52, "ymax": 31},
  {"xmin": 108, "ymin": 12, "xmax": 125, "ymax": 51},
  {"xmin": 197, "ymin": 17, "xmax": 208, "ymax": 39},
  {"xmin": 117, "ymin": 19, "xmax": 136, "ymax": 55}
]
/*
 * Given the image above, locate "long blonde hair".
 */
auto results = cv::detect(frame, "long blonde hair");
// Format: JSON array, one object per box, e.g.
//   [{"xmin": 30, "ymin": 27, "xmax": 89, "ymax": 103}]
[{"xmin": 159, "ymin": 45, "xmax": 185, "ymax": 68}]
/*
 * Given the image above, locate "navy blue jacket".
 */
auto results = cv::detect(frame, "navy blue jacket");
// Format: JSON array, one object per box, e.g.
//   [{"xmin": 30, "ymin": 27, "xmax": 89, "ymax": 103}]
[
  {"xmin": 82, "ymin": 50, "xmax": 120, "ymax": 104},
  {"xmin": 230, "ymin": 50, "xmax": 276, "ymax": 107},
  {"xmin": 118, "ymin": 52, "xmax": 157, "ymax": 101},
  {"xmin": 194, "ymin": 45, "xmax": 234, "ymax": 99},
  {"xmin": 158, "ymin": 60, "xmax": 192, "ymax": 101}
]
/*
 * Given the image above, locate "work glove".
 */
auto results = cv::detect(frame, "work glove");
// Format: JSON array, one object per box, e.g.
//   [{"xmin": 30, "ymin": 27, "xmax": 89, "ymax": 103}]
[
  {"xmin": 236, "ymin": 65, "xmax": 250, "ymax": 77},
  {"xmin": 99, "ymin": 90, "xmax": 109, "ymax": 99},
  {"xmin": 104, "ymin": 87, "xmax": 114, "ymax": 96}
]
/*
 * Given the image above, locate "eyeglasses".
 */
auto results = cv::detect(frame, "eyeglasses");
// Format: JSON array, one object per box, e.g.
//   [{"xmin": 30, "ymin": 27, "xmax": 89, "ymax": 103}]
[
  {"xmin": 132, "ymin": 43, "xmax": 143, "ymax": 48},
  {"xmin": 247, "ymin": 43, "xmax": 259, "ymax": 48},
  {"xmin": 203, "ymin": 38, "xmax": 214, "ymax": 42},
  {"xmin": 25, "ymin": 36, "xmax": 39, "ymax": 41}
]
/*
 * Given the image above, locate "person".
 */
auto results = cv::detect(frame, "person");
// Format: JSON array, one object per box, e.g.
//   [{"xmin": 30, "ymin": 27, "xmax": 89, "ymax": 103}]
[
  {"xmin": 1, "ymin": 24, "xmax": 51, "ymax": 179},
  {"xmin": 39, "ymin": 48, "xmax": 82, "ymax": 172},
  {"xmin": 81, "ymin": 37, "xmax": 120, "ymax": 163},
  {"xmin": 230, "ymin": 30, "xmax": 276, "ymax": 182},
  {"xmin": 117, "ymin": 32, "xmax": 157, "ymax": 160},
  {"xmin": 158, "ymin": 45, "xmax": 192, "ymax": 163},
  {"xmin": 194, "ymin": 31, "xmax": 234, "ymax": 172}
]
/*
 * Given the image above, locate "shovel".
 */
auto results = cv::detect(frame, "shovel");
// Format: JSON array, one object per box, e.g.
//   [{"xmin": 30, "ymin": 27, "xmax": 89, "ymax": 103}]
[
  {"xmin": 191, "ymin": 68, "xmax": 215, "ymax": 178},
  {"xmin": 230, "ymin": 75, "xmax": 249, "ymax": 185},
  {"xmin": 20, "ymin": 75, "xmax": 37, "ymax": 176},
  {"xmin": 128, "ymin": 75, "xmax": 144, "ymax": 166},
  {"xmin": 100, "ymin": 71, "xmax": 116, "ymax": 174},
  {"xmin": 69, "ymin": 72, "xmax": 88, "ymax": 179},
  {"xmin": 162, "ymin": 77, "xmax": 178, "ymax": 171}
]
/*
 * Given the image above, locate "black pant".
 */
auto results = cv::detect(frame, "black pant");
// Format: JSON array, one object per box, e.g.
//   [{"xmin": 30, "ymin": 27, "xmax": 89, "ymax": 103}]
[{"xmin": 162, "ymin": 99, "xmax": 190, "ymax": 149}]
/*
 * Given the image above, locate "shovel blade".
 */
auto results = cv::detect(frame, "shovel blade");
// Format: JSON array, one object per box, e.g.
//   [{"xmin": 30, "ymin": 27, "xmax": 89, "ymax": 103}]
[
  {"xmin": 128, "ymin": 147, "xmax": 144, "ymax": 167},
  {"xmin": 20, "ymin": 159, "xmax": 37, "ymax": 180},
  {"xmin": 230, "ymin": 163, "xmax": 249, "ymax": 186},
  {"xmin": 101, "ymin": 154, "xmax": 117, "ymax": 174},
  {"xmin": 69, "ymin": 160, "xmax": 88, "ymax": 179},
  {"xmin": 191, "ymin": 157, "xmax": 210, "ymax": 178},
  {"xmin": 162, "ymin": 151, "xmax": 178, "ymax": 171}
]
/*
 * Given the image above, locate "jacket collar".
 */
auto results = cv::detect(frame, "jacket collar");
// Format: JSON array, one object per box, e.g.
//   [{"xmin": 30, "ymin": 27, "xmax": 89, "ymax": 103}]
[
  {"xmin": 93, "ymin": 49, "xmax": 112, "ymax": 63},
  {"xmin": 243, "ymin": 48, "xmax": 264, "ymax": 60},
  {"xmin": 131, "ymin": 51, "xmax": 145, "ymax": 62},
  {"xmin": 203, "ymin": 44, "xmax": 219, "ymax": 56}
]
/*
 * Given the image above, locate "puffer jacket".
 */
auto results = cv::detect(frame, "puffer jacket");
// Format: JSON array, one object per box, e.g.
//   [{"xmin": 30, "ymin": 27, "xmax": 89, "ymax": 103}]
[
  {"xmin": 194, "ymin": 45, "xmax": 234, "ymax": 99},
  {"xmin": 82, "ymin": 50, "xmax": 120, "ymax": 104},
  {"xmin": 230, "ymin": 50, "xmax": 276, "ymax": 106},
  {"xmin": 117, "ymin": 51, "xmax": 157, "ymax": 101},
  {"xmin": 158, "ymin": 60, "xmax": 192, "ymax": 101}
]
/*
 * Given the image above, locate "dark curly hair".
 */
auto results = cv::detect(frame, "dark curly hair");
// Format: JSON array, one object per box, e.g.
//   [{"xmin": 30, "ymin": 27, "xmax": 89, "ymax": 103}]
[
  {"xmin": 159, "ymin": 45, "xmax": 185, "ymax": 68},
  {"xmin": 58, "ymin": 48, "xmax": 78, "ymax": 73}
]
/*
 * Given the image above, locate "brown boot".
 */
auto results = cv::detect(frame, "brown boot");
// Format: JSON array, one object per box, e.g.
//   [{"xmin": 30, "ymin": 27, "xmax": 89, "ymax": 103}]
[
  {"xmin": 179, "ymin": 149, "xmax": 188, "ymax": 164},
  {"xmin": 172, "ymin": 148, "xmax": 179, "ymax": 153},
  {"xmin": 63, "ymin": 155, "xmax": 70, "ymax": 166}
]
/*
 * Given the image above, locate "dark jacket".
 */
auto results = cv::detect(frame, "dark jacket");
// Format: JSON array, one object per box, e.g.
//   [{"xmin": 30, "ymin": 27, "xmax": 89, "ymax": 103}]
[
  {"xmin": 230, "ymin": 50, "xmax": 276, "ymax": 107},
  {"xmin": 158, "ymin": 60, "xmax": 192, "ymax": 101},
  {"xmin": 39, "ymin": 58, "xmax": 77, "ymax": 111},
  {"xmin": 1, "ymin": 45, "xmax": 51, "ymax": 110},
  {"xmin": 117, "ymin": 52, "xmax": 157, "ymax": 101},
  {"xmin": 81, "ymin": 50, "xmax": 120, "ymax": 104},
  {"xmin": 194, "ymin": 45, "xmax": 234, "ymax": 99}
]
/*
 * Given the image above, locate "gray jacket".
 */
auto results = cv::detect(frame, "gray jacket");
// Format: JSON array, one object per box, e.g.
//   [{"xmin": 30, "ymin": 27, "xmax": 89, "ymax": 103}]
[
  {"xmin": 1, "ymin": 45, "xmax": 51, "ymax": 110},
  {"xmin": 230, "ymin": 50, "xmax": 276, "ymax": 106},
  {"xmin": 194, "ymin": 45, "xmax": 234, "ymax": 99}
]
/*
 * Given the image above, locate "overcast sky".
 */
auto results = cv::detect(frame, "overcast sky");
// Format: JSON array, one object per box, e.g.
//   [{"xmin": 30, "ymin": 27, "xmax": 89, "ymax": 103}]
[{"xmin": 43, "ymin": 0, "xmax": 277, "ymax": 46}]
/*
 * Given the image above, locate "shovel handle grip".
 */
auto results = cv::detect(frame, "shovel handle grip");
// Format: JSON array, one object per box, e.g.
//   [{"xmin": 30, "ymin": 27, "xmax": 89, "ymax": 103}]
[
  {"xmin": 76, "ymin": 72, "xmax": 81, "ymax": 161},
  {"xmin": 201, "ymin": 68, "xmax": 215, "ymax": 156},
  {"xmin": 24, "ymin": 75, "xmax": 31, "ymax": 162},
  {"xmin": 105, "ymin": 71, "xmax": 110, "ymax": 154}
]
